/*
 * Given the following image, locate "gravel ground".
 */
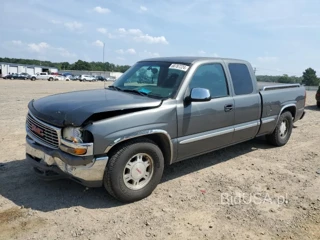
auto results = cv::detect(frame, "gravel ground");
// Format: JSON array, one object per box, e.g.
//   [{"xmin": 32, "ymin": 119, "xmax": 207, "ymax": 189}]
[{"xmin": 0, "ymin": 79, "xmax": 319, "ymax": 240}]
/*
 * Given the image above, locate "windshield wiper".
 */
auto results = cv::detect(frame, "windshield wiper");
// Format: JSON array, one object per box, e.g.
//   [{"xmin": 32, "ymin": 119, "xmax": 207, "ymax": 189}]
[
  {"xmin": 121, "ymin": 89, "xmax": 148, "ymax": 96},
  {"xmin": 108, "ymin": 85, "xmax": 122, "ymax": 91}
]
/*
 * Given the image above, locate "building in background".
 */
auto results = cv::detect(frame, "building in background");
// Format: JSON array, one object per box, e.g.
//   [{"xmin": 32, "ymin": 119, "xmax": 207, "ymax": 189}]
[{"xmin": 0, "ymin": 62, "xmax": 58, "ymax": 77}]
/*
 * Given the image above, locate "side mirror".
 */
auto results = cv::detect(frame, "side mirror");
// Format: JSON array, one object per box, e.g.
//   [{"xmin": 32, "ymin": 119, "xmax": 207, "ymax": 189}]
[{"xmin": 190, "ymin": 88, "xmax": 211, "ymax": 102}]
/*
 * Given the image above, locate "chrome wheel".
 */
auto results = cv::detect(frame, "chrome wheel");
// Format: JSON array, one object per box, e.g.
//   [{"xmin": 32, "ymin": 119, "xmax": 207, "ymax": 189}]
[
  {"xmin": 279, "ymin": 120, "xmax": 288, "ymax": 138},
  {"xmin": 123, "ymin": 153, "xmax": 154, "ymax": 190}
]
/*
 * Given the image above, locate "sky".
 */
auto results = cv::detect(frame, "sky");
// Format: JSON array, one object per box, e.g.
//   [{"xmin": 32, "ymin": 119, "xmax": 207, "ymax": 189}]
[{"xmin": 0, "ymin": 0, "xmax": 320, "ymax": 76}]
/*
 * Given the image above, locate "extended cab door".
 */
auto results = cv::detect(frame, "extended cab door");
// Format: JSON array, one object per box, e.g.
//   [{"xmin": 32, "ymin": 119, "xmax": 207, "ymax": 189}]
[
  {"xmin": 176, "ymin": 62, "xmax": 235, "ymax": 161},
  {"xmin": 225, "ymin": 61, "xmax": 261, "ymax": 143}
]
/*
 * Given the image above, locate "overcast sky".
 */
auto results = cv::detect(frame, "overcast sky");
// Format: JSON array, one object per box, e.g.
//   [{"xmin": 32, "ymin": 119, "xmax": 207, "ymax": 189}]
[{"xmin": 1, "ymin": 0, "xmax": 319, "ymax": 76}]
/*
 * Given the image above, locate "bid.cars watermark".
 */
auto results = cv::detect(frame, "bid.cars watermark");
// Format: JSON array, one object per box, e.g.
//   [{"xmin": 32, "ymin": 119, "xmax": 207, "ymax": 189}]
[{"xmin": 220, "ymin": 192, "xmax": 288, "ymax": 205}]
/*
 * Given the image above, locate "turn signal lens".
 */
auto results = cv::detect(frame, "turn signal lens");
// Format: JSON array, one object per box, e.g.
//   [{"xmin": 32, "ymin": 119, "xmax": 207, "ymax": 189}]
[{"xmin": 73, "ymin": 148, "xmax": 87, "ymax": 155}]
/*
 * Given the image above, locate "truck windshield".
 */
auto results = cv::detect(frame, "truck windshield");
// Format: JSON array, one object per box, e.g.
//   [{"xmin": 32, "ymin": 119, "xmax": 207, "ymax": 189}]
[{"xmin": 111, "ymin": 61, "xmax": 190, "ymax": 99}]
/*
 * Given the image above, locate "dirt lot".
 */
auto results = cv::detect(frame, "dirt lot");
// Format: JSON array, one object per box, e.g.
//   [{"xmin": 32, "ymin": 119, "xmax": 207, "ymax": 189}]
[{"xmin": 0, "ymin": 79, "xmax": 319, "ymax": 240}]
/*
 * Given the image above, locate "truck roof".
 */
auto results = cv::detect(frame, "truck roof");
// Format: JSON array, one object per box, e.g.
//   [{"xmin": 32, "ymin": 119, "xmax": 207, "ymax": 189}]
[{"xmin": 139, "ymin": 56, "xmax": 246, "ymax": 64}]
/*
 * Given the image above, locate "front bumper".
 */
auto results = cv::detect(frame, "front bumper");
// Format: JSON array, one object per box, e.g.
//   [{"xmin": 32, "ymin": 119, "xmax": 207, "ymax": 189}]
[{"xmin": 26, "ymin": 136, "xmax": 108, "ymax": 187}]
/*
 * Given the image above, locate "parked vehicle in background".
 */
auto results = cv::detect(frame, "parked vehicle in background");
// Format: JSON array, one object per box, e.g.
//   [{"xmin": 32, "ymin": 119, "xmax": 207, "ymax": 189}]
[
  {"xmin": 65, "ymin": 75, "xmax": 78, "ymax": 81},
  {"xmin": 25, "ymin": 57, "xmax": 306, "ymax": 203},
  {"xmin": 31, "ymin": 72, "xmax": 58, "ymax": 81},
  {"xmin": 316, "ymin": 86, "xmax": 320, "ymax": 108},
  {"xmin": 64, "ymin": 75, "xmax": 74, "ymax": 81},
  {"xmin": 16, "ymin": 73, "xmax": 32, "ymax": 80},
  {"xmin": 79, "ymin": 75, "xmax": 96, "ymax": 81},
  {"xmin": 3, "ymin": 74, "xmax": 16, "ymax": 79},
  {"xmin": 106, "ymin": 76, "xmax": 116, "ymax": 81},
  {"xmin": 55, "ymin": 75, "xmax": 66, "ymax": 81},
  {"xmin": 95, "ymin": 76, "xmax": 106, "ymax": 81}
]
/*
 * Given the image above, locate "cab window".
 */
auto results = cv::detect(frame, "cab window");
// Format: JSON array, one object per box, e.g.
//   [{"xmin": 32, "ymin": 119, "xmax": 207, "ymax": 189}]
[{"xmin": 189, "ymin": 63, "xmax": 228, "ymax": 98}]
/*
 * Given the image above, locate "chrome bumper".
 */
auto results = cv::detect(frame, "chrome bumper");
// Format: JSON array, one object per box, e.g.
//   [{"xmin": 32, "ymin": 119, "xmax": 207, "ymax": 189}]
[{"xmin": 26, "ymin": 137, "xmax": 108, "ymax": 187}]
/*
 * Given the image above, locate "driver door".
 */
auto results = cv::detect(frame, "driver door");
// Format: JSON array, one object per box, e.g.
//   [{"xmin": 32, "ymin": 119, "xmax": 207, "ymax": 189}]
[{"xmin": 176, "ymin": 63, "xmax": 235, "ymax": 161}]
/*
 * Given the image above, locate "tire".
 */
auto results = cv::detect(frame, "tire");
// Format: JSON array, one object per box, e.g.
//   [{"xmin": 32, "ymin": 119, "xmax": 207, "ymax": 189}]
[
  {"xmin": 317, "ymin": 101, "xmax": 320, "ymax": 108},
  {"xmin": 266, "ymin": 111, "xmax": 293, "ymax": 147},
  {"xmin": 104, "ymin": 138, "xmax": 164, "ymax": 203},
  {"xmin": 31, "ymin": 77, "xmax": 36, "ymax": 81},
  {"xmin": 48, "ymin": 77, "xmax": 53, "ymax": 81}
]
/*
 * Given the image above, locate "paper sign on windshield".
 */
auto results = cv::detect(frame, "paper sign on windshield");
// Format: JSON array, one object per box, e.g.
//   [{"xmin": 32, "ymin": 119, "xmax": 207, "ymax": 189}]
[{"xmin": 169, "ymin": 64, "xmax": 189, "ymax": 71}]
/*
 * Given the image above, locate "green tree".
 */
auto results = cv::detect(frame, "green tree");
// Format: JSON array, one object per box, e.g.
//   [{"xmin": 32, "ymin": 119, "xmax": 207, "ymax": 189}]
[
  {"xmin": 302, "ymin": 68, "xmax": 320, "ymax": 86},
  {"xmin": 278, "ymin": 74, "xmax": 291, "ymax": 83},
  {"xmin": 61, "ymin": 62, "xmax": 70, "ymax": 70},
  {"xmin": 72, "ymin": 60, "xmax": 91, "ymax": 70}
]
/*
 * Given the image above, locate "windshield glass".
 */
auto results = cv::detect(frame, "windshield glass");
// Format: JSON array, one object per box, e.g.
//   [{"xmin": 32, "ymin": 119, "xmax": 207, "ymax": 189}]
[{"xmin": 111, "ymin": 61, "xmax": 190, "ymax": 99}]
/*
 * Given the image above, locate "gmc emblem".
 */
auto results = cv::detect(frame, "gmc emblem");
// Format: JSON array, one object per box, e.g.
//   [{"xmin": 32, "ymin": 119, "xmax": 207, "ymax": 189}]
[{"xmin": 31, "ymin": 124, "xmax": 44, "ymax": 137}]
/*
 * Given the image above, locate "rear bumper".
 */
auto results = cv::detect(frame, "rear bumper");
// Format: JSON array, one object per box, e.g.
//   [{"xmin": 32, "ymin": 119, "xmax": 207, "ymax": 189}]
[{"xmin": 26, "ymin": 136, "xmax": 108, "ymax": 187}]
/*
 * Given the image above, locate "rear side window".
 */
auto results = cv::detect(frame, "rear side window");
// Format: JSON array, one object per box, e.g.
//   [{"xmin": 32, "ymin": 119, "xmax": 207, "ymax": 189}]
[{"xmin": 228, "ymin": 63, "xmax": 253, "ymax": 95}]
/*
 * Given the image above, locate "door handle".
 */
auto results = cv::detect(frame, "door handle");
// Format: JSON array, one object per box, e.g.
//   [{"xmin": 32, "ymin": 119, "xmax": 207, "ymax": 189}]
[{"xmin": 224, "ymin": 104, "xmax": 233, "ymax": 112}]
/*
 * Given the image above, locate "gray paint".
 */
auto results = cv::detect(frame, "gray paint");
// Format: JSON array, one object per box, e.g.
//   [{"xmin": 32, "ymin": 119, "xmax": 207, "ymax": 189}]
[{"xmin": 27, "ymin": 57, "xmax": 306, "ymax": 165}]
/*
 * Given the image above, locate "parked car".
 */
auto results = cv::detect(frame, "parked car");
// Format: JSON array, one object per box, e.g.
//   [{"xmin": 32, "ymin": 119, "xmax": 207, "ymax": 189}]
[
  {"xmin": 79, "ymin": 75, "xmax": 96, "ymax": 81},
  {"xmin": 316, "ymin": 85, "xmax": 320, "ymax": 108},
  {"xmin": 106, "ymin": 76, "xmax": 116, "ymax": 81},
  {"xmin": 55, "ymin": 75, "xmax": 66, "ymax": 81},
  {"xmin": 65, "ymin": 75, "xmax": 79, "ymax": 81},
  {"xmin": 16, "ymin": 73, "xmax": 32, "ymax": 80},
  {"xmin": 25, "ymin": 57, "xmax": 306, "ymax": 203},
  {"xmin": 3, "ymin": 74, "xmax": 16, "ymax": 79},
  {"xmin": 31, "ymin": 72, "xmax": 58, "ymax": 81},
  {"xmin": 95, "ymin": 76, "xmax": 106, "ymax": 81}
]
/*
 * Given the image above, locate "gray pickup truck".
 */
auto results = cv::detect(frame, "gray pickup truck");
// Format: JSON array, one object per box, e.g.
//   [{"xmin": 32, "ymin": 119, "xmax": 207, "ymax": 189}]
[{"xmin": 25, "ymin": 57, "xmax": 306, "ymax": 203}]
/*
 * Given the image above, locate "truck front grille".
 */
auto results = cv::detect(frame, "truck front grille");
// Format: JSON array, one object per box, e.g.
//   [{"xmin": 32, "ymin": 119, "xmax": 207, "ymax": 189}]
[{"xmin": 26, "ymin": 113, "xmax": 60, "ymax": 149}]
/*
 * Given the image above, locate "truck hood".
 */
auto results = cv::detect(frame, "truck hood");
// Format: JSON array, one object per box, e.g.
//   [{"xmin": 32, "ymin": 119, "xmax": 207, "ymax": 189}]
[{"xmin": 28, "ymin": 89, "xmax": 162, "ymax": 127}]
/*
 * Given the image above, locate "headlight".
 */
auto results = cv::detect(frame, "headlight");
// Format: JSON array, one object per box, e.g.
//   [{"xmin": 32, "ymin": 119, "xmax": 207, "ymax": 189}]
[{"xmin": 62, "ymin": 127, "xmax": 83, "ymax": 143}]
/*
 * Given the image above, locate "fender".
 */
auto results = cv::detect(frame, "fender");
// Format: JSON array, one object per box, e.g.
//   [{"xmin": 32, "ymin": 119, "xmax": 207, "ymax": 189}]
[
  {"xmin": 273, "ymin": 103, "xmax": 296, "ymax": 131},
  {"xmin": 104, "ymin": 129, "xmax": 174, "ymax": 164}
]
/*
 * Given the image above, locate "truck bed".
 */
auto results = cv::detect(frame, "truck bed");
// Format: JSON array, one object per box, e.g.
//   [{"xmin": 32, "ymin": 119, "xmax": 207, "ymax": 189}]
[{"xmin": 256, "ymin": 82, "xmax": 306, "ymax": 136}]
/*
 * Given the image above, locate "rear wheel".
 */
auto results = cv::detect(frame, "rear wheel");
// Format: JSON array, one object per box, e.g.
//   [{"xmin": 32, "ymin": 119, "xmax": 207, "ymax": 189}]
[
  {"xmin": 317, "ymin": 101, "xmax": 320, "ymax": 108},
  {"xmin": 48, "ymin": 77, "xmax": 53, "ymax": 81},
  {"xmin": 266, "ymin": 111, "xmax": 293, "ymax": 146},
  {"xmin": 104, "ymin": 138, "xmax": 164, "ymax": 203}
]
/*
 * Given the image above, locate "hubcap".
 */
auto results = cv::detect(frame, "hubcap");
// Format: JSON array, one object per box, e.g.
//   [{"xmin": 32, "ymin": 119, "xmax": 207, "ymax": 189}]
[
  {"xmin": 123, "ymin": 153, "xmax": 154, "ymax": 190},
  {"xmin": 279, "ymin": 120, "xmax": 288, "ymax": 138}
]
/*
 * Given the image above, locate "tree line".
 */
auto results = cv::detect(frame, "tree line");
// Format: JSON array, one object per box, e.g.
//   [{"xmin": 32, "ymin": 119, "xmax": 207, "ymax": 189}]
[
  {"xmin": 1, "ymin": 57, "xmax": 319, "ymax": 86},
  {"xmin": 0, "ymin": 57, "xmax": 131, "ymax": 73},
  {"xmin": 256, "ymin": 68, "xmax": 319, "ymax": 86}
]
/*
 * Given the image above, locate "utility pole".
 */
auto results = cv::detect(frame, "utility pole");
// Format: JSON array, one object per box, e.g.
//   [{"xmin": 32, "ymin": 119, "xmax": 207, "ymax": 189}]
[
  {"xmin": 103, "ymin": 42, "xmax": 105, "ymax": 63},
  {"xmin": 103, "ymin": 42, "xmax": 105, "ymax": 77}
]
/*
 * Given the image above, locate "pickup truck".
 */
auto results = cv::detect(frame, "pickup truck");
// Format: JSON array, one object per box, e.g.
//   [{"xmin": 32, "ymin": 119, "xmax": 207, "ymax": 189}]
[
  {"xmin": 31, "ymin": 72, "xmax": 62, "ymax": 81},
  {"xmin": 25, "ymin": 57, "xmax": 306, "ymax": 203}
]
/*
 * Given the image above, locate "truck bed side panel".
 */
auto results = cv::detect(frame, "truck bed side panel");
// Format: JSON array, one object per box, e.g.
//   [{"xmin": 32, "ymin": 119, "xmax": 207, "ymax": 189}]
[{"xmin": 257, "ymin": 87, "xmax": 305, "ymax": 136}]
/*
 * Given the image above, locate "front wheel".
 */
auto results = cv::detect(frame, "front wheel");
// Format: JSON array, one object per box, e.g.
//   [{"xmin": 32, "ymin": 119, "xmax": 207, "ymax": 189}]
[
  {"xmin": 104, "ymin": 138, "xmax": 164, "ymax": 203},
  {"xmin": 266, "ymin": 111, "xmax": 293, "ymax": 146}
]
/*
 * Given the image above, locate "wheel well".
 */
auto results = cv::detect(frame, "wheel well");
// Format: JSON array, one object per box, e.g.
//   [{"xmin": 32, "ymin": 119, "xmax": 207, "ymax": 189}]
[
  {"xmin": 281, "ymin": 106, "xmax": 296, "ymax": 119},
  {"xmin": 107, "ymin": 134, "xmax": 172, "ymax": 166}
]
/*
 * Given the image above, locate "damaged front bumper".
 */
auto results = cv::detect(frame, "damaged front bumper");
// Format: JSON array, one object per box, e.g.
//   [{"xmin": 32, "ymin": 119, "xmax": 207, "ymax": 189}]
[{"xmin": 26, "ymin": 136, "xmax": 108, "ymax": 187}]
